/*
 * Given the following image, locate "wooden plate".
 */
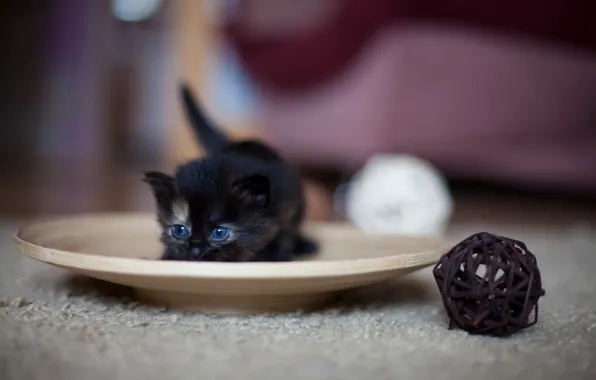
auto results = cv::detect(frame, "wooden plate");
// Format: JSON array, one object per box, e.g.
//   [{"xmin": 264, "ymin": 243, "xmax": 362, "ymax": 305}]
[{"xmin": 13, "ymin": 213, "xmax": 449, "ymax": 315}]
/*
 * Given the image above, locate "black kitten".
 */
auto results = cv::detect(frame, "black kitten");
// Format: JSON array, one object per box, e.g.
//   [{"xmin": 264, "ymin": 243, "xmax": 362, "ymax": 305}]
[{"xmin": 143, "ymin": 83, "xmax": 318, "ymax": 262}]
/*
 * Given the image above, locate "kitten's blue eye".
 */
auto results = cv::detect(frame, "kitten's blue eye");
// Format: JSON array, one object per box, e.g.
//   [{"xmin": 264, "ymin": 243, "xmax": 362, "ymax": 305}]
[
  {"xmin": 210, "ymin": 226, "xmax": 230, "ymax": 241},
  {"xmin": 171, "ymin": 224, "xmax": 190, "ymax": 239}
]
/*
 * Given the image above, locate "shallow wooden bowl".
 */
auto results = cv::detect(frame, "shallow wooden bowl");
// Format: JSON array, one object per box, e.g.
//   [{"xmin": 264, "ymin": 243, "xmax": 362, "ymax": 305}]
[{"xmin": 13, "ymin": 213, "xmax": 449, "ymax": 315}]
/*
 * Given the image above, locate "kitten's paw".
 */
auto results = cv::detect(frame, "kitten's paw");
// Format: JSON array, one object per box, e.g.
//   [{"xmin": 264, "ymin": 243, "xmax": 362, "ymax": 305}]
[{"xmin": 294, "ymin": 235, "xmax": 318, "ymax": 256}]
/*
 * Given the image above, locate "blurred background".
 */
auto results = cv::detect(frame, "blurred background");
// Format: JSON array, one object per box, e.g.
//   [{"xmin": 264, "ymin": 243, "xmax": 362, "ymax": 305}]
[{"xmin": 1, "ymin": 0, "xmax": 596, "ymax": 226}]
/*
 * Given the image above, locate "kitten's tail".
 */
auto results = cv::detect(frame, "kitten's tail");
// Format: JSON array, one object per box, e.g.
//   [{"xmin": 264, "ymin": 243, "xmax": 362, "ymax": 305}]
[{"xmin": 180, "ymin": 82, "xmax": 229, "ymax": 154}]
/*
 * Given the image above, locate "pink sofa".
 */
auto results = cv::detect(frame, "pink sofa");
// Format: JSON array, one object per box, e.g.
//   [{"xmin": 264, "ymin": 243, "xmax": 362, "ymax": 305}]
[{"xmin": 222, "ymin": 0, "xmax": 596, "ymax": 193}]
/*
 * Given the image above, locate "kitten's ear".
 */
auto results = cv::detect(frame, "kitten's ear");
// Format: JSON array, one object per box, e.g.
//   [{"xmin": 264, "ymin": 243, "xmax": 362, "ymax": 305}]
[
  {"xmin": 233, "ymin": 175, "xmax": 270, "ymax": 207},
  {"xmin": 143, "ymin": 171, "xmax": 176, "ymax": 209}
]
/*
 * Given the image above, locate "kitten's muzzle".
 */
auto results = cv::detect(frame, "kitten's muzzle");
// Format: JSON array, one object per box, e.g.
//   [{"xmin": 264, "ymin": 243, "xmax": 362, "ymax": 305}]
[
  {"xmin": 189, "ymin": 241, "xmax": 206, "ymax": 259},
  {"xmin": 190, "ymin": 246, "xmax": 202, "ymax": 258}
]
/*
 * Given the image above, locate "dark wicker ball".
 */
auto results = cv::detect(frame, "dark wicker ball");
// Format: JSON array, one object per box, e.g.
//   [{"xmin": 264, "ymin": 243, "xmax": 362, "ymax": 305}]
[{"xmin": 432, "ymin": 232, "xmax": 546, "ymax": 337}]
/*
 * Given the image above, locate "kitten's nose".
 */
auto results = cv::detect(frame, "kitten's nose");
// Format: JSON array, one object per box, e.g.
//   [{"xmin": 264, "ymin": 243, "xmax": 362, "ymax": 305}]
[{"xmin": 190, "ymin": 246, "xmax": 201, "ymax": 258}]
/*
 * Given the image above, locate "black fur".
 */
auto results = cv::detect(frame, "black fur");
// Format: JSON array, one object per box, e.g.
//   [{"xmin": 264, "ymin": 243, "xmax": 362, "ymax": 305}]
[{"xmin": 143, "ymin": 83, "xmax": 317, "ymax": 262}]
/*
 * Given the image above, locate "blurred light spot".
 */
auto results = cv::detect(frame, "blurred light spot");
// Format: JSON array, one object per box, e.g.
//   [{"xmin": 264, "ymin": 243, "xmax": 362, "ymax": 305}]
[
  {"xmin": 208, "ymin": 45, "xmax": 259, "ymax": 125},
  {"xmin": 112, "ymin": 0, "xmax": 161, "ymax": 22}
]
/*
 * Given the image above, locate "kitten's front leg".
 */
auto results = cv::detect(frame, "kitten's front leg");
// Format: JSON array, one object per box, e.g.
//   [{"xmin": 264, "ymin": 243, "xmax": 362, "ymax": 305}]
[{"xmin": 274, "ymin": 231, "xmax": 295, "ymax": 261}]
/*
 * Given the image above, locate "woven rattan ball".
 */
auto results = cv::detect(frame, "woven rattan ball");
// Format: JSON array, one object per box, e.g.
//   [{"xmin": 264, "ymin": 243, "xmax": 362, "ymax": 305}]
[{"xmin": 432, "ymin": 232, "xmax": 546, "ymax": 336}]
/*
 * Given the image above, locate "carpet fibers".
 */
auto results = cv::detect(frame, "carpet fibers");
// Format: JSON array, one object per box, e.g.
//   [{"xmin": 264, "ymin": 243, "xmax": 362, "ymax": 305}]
[{"xmin": 1, "ymin": 219, "xmax": 595, "ymax": 380}]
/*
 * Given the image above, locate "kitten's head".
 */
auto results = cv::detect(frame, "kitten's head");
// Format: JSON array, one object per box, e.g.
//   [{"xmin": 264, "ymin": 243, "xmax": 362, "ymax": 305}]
[{"xmin": 143, "ymin": 160, "xmax": 278, "ymax": 262}]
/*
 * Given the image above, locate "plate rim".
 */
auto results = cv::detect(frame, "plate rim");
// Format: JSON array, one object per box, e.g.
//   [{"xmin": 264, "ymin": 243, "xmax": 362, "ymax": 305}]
[{"xmin": 13, "ymin": 213, "xmax": 449, "ymax": 280}]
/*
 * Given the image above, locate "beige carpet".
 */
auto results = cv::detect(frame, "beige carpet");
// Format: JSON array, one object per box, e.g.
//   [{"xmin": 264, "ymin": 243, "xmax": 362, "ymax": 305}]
[{"xmin": 1, "ymin": 218, "xmax": 595, "ymax": 380}]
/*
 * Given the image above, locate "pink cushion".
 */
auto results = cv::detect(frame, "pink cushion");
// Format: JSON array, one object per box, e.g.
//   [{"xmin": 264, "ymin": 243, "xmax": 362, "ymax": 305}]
[{"xmin": 258, "ymin": 25, "xmax": 596, "ymax": 192}]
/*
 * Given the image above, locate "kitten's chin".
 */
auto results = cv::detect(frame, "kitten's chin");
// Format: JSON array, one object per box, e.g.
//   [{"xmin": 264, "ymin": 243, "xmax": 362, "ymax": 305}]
[
  {"xmin": 159, "ymin": 247, "xmax": 255, "ymax": 262},
  {"xmin": 160, "ymin": 245, "xmax": 192, "ymax": 261},
  {"xmin": 201, "ymin": 248, "xmax": 255, "ymax": 262}
]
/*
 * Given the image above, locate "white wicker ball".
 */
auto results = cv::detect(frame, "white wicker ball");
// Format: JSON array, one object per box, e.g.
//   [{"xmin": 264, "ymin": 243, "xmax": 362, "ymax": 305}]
[{"xmin": 345, "ymin": 154, "xmax": 453, "ymax": 236}]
